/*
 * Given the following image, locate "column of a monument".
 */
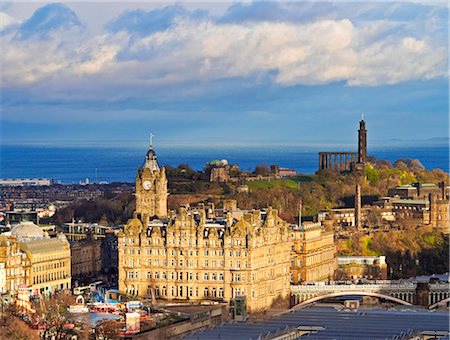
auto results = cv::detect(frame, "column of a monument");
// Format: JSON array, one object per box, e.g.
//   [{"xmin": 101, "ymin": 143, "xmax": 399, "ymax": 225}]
[
  {"xmin": 328, "ymin": 154, "xmax": 332, "ymax": 170},
  {"xmin": 355, "ymin": 183, "xmax": 361, "ymax": 229}
]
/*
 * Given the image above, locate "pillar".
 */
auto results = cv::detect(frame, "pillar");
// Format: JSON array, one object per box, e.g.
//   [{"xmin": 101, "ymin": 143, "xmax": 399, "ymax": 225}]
[
  {"xmin": 355, "ymin": 183, "xmax": 361, "ymax": 230},
  {"xmin": 415, "ymin": 282, "xmax": 430, "ymax": 306}
]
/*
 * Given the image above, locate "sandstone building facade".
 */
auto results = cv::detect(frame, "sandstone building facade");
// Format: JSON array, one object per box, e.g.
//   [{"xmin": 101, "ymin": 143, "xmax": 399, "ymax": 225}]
[
  {"xmin": 118, "ymin": 144, "xmax": 291, "ymax": 313},
  {"xmin": 135, "ymin": 144, "xmax": 168, "ymax": 218},
  {"xmin": 70, "ymin": 233, "xmax": 102, "ymax": 284},
  {"xmin": 290, "ymin": 222, "xmax": 337, "ymax": 283},
  {"xmin": 0, "ymin": 222, "xmax": 71, "ymax": 296}
]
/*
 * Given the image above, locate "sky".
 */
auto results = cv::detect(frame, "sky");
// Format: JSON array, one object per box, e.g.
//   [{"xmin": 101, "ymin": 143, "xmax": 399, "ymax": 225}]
[{"xmin": 0, "ymin": 1, "xmax": 448, "ymax": 146}]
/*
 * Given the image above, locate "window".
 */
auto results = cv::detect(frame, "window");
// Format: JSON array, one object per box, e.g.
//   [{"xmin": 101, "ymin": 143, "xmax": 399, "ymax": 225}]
[
  {"xmin": 211, "ymin": 273, "xmax": 216, "ymax": 280},
  {"xmin": 147, "ymin": 272, "xmax": 152, "ymax": 279},
  {"xmin": 218, "ymin": 273, "xmax": 224, "ymax": 281},
  {"xmin": 204, "ymin": 273, "xmax": 208, "ymax": 281}
]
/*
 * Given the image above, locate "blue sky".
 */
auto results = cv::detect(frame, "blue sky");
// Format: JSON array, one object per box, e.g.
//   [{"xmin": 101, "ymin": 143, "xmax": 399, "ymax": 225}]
[{"xmin": 0, "ymin": 1, "xmax": 448, "ymax": 146}]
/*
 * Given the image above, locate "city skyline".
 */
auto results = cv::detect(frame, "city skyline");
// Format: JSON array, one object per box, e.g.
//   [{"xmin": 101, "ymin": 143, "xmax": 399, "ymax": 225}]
[{"xmin": 0, "ymin": 1, "xmax": 448, "ymax": 145}]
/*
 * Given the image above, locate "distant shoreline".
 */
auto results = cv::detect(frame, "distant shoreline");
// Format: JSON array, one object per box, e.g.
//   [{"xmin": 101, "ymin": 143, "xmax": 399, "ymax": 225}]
[{"xmin": 1, "ymin": 144, "xmax": 448, "ymax": 184}]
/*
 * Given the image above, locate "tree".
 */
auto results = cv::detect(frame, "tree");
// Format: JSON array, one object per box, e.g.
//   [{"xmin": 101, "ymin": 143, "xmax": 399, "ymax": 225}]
[
  {"xmin": 95, "ymin": 319, "xmax": 121, "ymax": 339},
  {"xmin": 254, "ymin": 163, "xmax": 270, "ymax": 176}
]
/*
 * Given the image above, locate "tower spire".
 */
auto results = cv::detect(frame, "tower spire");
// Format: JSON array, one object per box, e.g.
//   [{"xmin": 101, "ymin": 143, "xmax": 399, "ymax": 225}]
[{"xmin": 361, "ymin": 112, "xmax": 365, "ymax": 121}]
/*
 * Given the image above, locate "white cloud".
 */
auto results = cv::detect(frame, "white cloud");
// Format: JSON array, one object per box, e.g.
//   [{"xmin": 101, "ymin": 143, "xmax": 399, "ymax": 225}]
[{"xmin": 0, "ymin": 5, "xmax": 447, "ymax": 96}]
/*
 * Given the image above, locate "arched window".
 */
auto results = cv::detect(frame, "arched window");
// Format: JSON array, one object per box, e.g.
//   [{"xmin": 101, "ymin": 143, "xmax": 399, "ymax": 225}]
[{"xmin": 204, "ymin": 287, "xmax": 209, "ymax": 297}]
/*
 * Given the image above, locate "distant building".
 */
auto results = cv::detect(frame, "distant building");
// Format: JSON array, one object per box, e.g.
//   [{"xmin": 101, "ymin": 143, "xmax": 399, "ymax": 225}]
[
  {"xmin": 61, "ymin": 222, "xmax": 121, "ymax": 241},
  {"xmin": 70, "ymin": 233, "xmax": 102, "ymax": 285},
  {"xmin": 236, "ymin": 185, "xmax": 249, "ymax": 193},
  {"xmin": 1, "ymin": 222, "xmax": 71, "ymax": 296},
  {"xmin": 101, "ymin": 229, "xmax": 119, "ymax": 277},
  {"xmin": 118, "ymin": 145, "xmax": 291, "ymax": 313},
  {"xmin": 0, "ymin": 178, "xmax": 52, "ymax": 187},
  {"xmin": 290, "ymin": 222, "xmax": 337, "ymax": 283},
  {"xmin": 319, "ymin": 182, "xmax": 449, "ymax": 232},
  {"xmin": 277, "ymin": 168, "xmax": 297, "ymax": 178},
  {"xmin": 0, "ymin": 235, "xmax": 26, "ymax": 293},
  {"xmin": 20, "ymin": 234, "xmax": 71, "ymax": 296},
  {"xmin": 204, "ymin": 159, "xmax": 232, "ymax": 183},
  {"xmin": 336, "ymin": 256, "xmax": 388, "ymax": 280},
  {"xmin": 318, "ymin": 118, "xmax": 367, "ymax": 172}
]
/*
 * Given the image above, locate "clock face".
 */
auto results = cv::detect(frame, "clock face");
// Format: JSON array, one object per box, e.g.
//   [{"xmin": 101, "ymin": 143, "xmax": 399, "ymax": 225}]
[{"xmin": 143, "ymin": 180, "xmax": 152, "ymax": 190}]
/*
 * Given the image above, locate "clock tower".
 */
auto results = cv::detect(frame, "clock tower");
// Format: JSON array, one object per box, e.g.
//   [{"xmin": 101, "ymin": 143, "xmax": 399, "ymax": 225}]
[{"xmin": 135, "ymin": 138, "xmax": 168, "ymax": 219}]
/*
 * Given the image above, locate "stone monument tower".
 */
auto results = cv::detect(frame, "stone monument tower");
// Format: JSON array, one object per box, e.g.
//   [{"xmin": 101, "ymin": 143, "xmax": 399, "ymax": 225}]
[
  {"xmin": 357, "ymin": 116, "xmax": 367, "ymax": 164},
  {"xmin": 355, "ymin": 115, "xmax": 367, "ymax": 230},
  {"xmin": 135, "ymin": 134, "xmax": 168, "ymax": 219}
]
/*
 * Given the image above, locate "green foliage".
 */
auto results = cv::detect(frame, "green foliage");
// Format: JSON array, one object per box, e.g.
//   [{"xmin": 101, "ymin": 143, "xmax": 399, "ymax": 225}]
[
  {"xmin": 246, "ymin": 179, "xmax": 299, "ymax": 190},
  {"xmin": 360, "ymin": 237, "xmax": 381, "ymax": 256},
  {"xmin": 254, "ymin": 163, "xmax": 271, "ymax": 175},
  {"xmin": 165, "ymin": 164, "xmax": 196, "ymax": 179},
  {"xmin": 399, "ymin": 170, "xmax": 417, "ymax": 185},
  {"xmin": 365, "ymin": 165, "xmax": 380, "ymax": 185},
  {"xmin": 423, "ymin": 234, "xmax": 436, "ymax": 246}
]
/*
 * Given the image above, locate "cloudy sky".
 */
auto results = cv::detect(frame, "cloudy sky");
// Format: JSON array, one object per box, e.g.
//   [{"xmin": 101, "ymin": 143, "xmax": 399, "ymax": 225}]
[{"xmin": 0, "ymin": 1, "xmax": 448, "ymax": 146}]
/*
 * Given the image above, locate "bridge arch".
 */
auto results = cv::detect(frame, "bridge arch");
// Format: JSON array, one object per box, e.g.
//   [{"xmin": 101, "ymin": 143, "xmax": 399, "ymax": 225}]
[
  {"xmin": 291, "ymin": 291, "xmax": 413, "ymax": 310},
  {"xmin": 429, "ymin": 297, "xmax": 450, "ymax": 310}
]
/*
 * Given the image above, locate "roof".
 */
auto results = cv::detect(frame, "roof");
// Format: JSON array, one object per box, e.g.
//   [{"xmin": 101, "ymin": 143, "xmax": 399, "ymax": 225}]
[
  {"xmin": 19, "ymin": 238, "xmax": 68, "ymax": 254},
  {"xmin": 185, "ymin": 306, "xmax": 450, "ymax": 340},
  {"xmin": 392, "ymin": 199, "xmax": 429, "ymax": 205},
  {"xmin": 11, "ymin": 221, "xmax": 45, "ymax": 240}
]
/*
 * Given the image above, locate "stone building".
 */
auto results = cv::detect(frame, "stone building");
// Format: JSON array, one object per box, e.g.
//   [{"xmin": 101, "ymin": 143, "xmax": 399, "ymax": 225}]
[
  {"xmin": 1, "ymin": 222, "xmax": 71, "ymax": 296},
  {"xmin": 336, "ymin": 256, "xmax": 388, "ymax": 280},
  {"xmin": 135, "ymin": 143, "xmax": 168, "ymax": 218},
  {"xmin": 118, "ymin": 207, "xmax": 291, "ymax": 313},
  {"xmin": 70, "ymin": 232, "xmax": 102, "ymax": 284},
  {"xmin": 0, "ymin": 235, "xmax": 26, "ymax": 294},
  {"xmin": 101, "ymin": 229, "xmax": 119, "ymax": 277},
  {"xmin": 319, "ymin": 182, "xmax": 449, "ymax": 233},
  {"xmin": 118, "ymin": 144, "xmax": 291, "ymax": 313},
  {"xmin": 318, "ymin": 117, "xmax": 367, "ymax": 172},
  {"xmin": 204, "ymin": 159, "xmax": 233, "ymax": 183},
  {"xmin": 290, "ymin": 222, "xmax": 337, "ymax": 283}
]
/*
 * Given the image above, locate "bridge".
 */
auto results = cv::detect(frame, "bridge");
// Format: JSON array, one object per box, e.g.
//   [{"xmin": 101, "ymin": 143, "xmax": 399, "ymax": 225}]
[{"xmin": 291, "ymin": 281, "xmax": 450, "ymax": 308}]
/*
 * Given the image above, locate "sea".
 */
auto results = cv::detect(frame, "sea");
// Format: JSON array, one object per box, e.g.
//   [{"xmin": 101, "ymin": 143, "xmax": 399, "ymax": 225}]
[{"xmin": 0, "ymin": 144, "xmax": 448, "ymax": 184}]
